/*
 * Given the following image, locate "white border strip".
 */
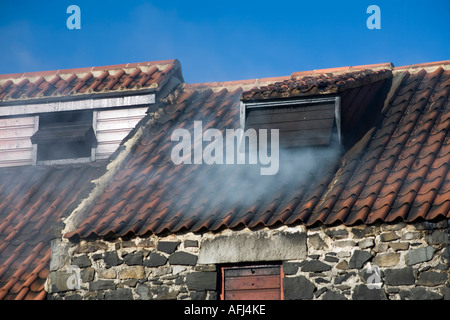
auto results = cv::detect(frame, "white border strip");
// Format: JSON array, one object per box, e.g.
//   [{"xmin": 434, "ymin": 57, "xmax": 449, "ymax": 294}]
[{"xmin": 0, "ymin": 94, "xmax": 155, "ymax": 117}]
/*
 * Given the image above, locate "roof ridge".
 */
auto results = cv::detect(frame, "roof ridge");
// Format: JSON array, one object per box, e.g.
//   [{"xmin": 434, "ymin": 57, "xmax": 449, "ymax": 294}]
[
  {"xmin": 290, "ymin": 62, "xmax": 394, "ymax": 78},
  {"xmin": 185, "ymin": 75, "xmax": 292, "ymax": 89},
  {"xmin": 0, "ymin": 59, "xmax": 178, "ymax": 80},
  {"xmin": 0, "ymin": 60, "xmax": 181, "ymax": 102},
  {"xmin": 184, "ymin": 63, "xmax": 395, "ymax": 93},
  {"xmin": 394, "ymin": 60, "xmax": 450, "ymax": 71}
]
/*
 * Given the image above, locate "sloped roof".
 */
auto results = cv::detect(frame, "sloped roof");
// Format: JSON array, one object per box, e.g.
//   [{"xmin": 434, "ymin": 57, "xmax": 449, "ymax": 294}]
[
  {"xmin": 65, "ymin": 61, "xmax": 450, "ymax": 240},
  {"xmin": 0, "ymin": 59, "xmax": 179, "ymax": 299},
  {"xmin": 1, "ymin": 59, "xmax": 448, "ymax": 300},
  {"xmin": 242, "ymin": 63, "xmax": 393, "ymax": 100},
  {"xmin": 0, "ymin": 59, "xmax": 180, "ymax": 103},
  {"xmin": 0, "ymin": 162, "xmax": 105, "ymax": 299}
]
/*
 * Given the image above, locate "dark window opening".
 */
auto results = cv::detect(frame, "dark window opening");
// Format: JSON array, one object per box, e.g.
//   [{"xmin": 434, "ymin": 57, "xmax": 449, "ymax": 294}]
[
  {"xmin": 220, "ymin": 263, "xmax": 283, "ymax": 300},
  {"xmin": 31, "ymin": 110, "xmax": 97, "ymax": 162},
  {"xmin": 37, "ymin": 140, "xmax": 92, "ymax": 161},
  {"xmin": 242, "ymin": 96, "xmax": 340, "ymax": 149},
  {"xmin": 38, "ymin": 110, "xmax": 93, "ymax": 128}
]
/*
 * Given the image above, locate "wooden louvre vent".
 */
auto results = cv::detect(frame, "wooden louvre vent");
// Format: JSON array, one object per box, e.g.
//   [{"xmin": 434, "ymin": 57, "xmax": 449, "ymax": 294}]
[
  {"xmin": 220, "ymin": 264, "xmax": 283, "ymax": 300},
  {"xmin": 31, "ymin": 110, "xmax": 97, "ymax": 162},
  {"xmin": 241, "ymin": 96, "xmax": 341, "ymax": 148}
]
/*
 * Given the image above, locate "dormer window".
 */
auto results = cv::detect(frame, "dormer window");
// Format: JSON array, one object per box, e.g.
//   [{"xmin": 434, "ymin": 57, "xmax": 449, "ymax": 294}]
[
  {"xmin": 241, "ymin": 96, "xmax": 341, "ymax": 149},
  {"xmin": 31, "ymin": 110, "xmax": 97, "ymax": 164}
]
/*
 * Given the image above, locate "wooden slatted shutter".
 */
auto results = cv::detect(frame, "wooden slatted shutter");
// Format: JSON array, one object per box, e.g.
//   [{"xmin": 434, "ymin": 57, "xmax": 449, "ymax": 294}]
[
  {"xmin": 31, "ymin": 110, "xmax": 97, "ymax": 161},
  {"xmin": 220, "ymin": 264, "xmax": 283, "ymax": 300},
  {"xmin": 242, "ymin": 97, "xmax": 339, "ymax": 149},
  {"xmin": 246, "ymin": 103, "xmax": 336, "ymax": 148}
]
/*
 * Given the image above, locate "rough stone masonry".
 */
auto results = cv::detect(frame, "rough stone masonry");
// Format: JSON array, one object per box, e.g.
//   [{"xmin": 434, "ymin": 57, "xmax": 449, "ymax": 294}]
[{"xmin": 47, "ymin": 219, "xmax": 450, "ymax": 300}]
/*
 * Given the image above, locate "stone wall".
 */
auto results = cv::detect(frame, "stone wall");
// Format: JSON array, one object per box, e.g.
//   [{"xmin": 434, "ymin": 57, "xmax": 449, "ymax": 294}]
[{"xmin": 47, "ymin": 219, "xmax": 450, "ymax": 300}]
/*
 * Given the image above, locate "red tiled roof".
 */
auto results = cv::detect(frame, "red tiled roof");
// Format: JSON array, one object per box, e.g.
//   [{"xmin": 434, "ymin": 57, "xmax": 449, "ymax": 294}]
[
  {"xmin": 0, "ymin": 59, "xmax": 180, "ymax": 103},
  {"xmin": 0, "ymin": 162, "xmax": 105, "ymax": 299},
  {"xmin": 65, "ymin": 61, "xmax": 450, "ymax": 240},
  {"xmin": 242, "ymin": 63, "xmax": 393, "ymax": 101},
  {"xmin": 0, "ymin": 59, "xmax": 179, "ymax": 300}
]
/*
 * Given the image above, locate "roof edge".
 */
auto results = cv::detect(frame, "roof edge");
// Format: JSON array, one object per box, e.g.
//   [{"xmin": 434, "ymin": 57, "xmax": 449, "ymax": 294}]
[
  {"xmin": 290, "ymin": 62, "xmax": 394, "ymax": 78},
  {"xmin": 0, "ymin": 59, "xmax": 183, "ymax": 105},
  {"xmin": 394, "ymin": 59, "xmax": 450, "ymax": 70},
  {"xmin": 0, "ymin": 59, "xmax": 179, "ymax": 80},
  {"xmin": 183, "ymin": 63, "xmax": 395, "ymax": 93},
  {"xmin": 62, "ymin": 108, "xmax": 164, "ymax": 240}
]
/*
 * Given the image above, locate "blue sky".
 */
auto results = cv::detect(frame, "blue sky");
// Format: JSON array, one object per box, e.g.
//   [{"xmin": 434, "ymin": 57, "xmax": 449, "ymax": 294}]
[{"xmin": 0, "ymin": 0, "xmax": 448, "ymax": 83}]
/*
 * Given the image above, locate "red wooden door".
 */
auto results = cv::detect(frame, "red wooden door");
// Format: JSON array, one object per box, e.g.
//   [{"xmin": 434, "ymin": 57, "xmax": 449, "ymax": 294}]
[{"xmin": 220, "ymin": 264, "xmax": 283, "ymax": 300}]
